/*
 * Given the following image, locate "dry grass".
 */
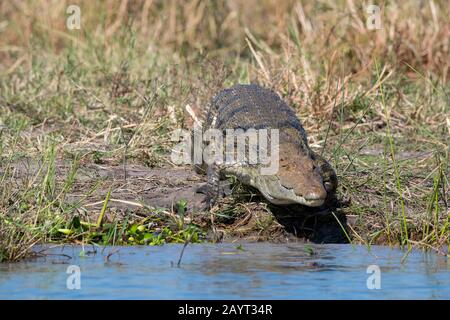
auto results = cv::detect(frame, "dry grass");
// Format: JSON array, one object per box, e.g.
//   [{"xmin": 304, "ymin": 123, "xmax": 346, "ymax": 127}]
[{"xmin": 0, "ymin": 0, "xmax": 449, "ymax": 261}]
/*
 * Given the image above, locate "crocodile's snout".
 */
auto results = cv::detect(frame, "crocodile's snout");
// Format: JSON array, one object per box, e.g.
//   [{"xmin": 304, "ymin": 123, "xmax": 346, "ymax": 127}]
[
  {"xmin": 302, "ymin": 188, "xmax": 327, "ymax": 207},
  {"xmin": 257, "ymin": 176, "xmax": 327, "ymax": 207},
  {"xmin": 296, "ymin": 167, "xmax": 328, "ymax": 205},
  {"xmin": 267, "ymin": 145, "xmax": 327, "ymax": 206},
  {"xmin": 304, "ymin": 188, "xmax": 327, "ymax": 202},
  {"xmin": 252, "ymin": 153, "xmax": 329, "ymax": 207}
]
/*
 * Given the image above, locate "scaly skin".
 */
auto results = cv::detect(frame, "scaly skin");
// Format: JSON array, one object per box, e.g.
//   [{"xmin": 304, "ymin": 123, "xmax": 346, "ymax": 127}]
[{"xmin": 195, "ymin": 84, "xmax": 337, "ymax": 208}]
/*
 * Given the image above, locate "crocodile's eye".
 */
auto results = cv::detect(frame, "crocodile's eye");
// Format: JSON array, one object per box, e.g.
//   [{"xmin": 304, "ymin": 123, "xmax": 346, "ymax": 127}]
[{"xmin": 281, "ymin": 183, "xmax": 294, "ymax": 191}]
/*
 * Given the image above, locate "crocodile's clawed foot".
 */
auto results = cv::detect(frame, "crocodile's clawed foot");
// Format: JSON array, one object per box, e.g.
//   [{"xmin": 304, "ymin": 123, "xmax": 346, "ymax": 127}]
[
  {"xmin": 195, "ymin": 194, "xmax": 216, "ymax": 212},
  {"xmin": 195, "ymin": 182, "xmax": 232, "ymax": 211},
  {"xmin": 219, "ymin": 181, "xmax": 232, "ymax": 197},
  {"xmin": 195, "ymin": 182, "xmax": 232, "ymax": 197},
  {"xmin": 195, "ymin": 183, "xmax": 209, "ymax": 195}
]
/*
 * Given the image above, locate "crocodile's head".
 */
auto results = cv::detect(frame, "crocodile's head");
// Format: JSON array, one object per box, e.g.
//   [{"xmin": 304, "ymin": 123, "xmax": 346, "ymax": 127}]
[{"xmin": 249, "ymin": 141, "xmax": 333, "ymax": 207}]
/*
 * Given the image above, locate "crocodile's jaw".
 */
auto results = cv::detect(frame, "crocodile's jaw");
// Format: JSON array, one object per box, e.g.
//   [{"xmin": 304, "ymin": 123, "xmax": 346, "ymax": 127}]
[
  {"xmin": 256, "ymin": 180, "xmax": 325, "ymax": 207},
  {"xmin": 260, "ymin": 190, "xmax": 325, "ymax": 207},
  {"xmin": 225, "ymin": 167, "xmax": 326, "ymax": 207}
]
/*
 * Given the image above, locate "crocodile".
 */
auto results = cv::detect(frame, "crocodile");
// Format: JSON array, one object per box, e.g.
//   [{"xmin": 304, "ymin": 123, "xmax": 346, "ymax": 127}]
[{"xmin": 194, "ymin": 84, "xmax": 337, "ymax": 208}]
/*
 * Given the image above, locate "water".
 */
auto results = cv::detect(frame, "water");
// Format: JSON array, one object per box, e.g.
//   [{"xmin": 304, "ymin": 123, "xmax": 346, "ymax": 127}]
[{"xmin": 0, "ymin": 243, "xmax": 448, "ymax": 299}]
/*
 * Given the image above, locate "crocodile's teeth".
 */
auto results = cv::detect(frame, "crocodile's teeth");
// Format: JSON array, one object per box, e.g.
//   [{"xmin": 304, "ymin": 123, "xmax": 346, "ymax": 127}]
[{"xmin": 299, "ymin": 197, "xmax": 325, "ymax": 207}]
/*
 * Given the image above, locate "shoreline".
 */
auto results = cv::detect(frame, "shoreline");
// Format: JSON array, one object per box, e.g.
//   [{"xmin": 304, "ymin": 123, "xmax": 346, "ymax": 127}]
[{"xmin": 1, "ymin": 161, "xmax": 447, "ymax": 262}]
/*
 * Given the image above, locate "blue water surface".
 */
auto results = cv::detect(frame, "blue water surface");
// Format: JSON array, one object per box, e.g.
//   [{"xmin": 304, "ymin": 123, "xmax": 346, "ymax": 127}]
[{"xmin": 0, "ymin": 243, "xmax": 448, "ymax": 299}]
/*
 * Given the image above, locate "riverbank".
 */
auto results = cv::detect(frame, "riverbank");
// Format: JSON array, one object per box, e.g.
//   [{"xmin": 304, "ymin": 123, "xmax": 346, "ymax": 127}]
[
  {"xmin": 0, "ymin": 1, "xmax": 449, "ymax": 262},
  {"xmin": 0, "ymin": 157, "xmax": 448, "ymax": 262}
]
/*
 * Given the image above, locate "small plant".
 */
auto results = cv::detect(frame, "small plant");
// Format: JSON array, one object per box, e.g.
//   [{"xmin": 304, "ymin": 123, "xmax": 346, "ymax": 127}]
[
  {"xmin": 304, "ymin": 245, "xmax": 315, "ymax": 256},
  {"xmin": 176, "ymin": 199, "xmax": 188, "ymax": 216}
]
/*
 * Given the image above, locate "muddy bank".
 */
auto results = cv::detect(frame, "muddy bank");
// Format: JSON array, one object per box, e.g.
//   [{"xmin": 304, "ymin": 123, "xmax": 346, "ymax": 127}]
[{"xmin": 1, "ymin": 160, "xmax": 349, "ymax": 244}]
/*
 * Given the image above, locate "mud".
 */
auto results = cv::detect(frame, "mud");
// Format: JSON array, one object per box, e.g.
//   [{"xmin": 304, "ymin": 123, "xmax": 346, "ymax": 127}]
[{"xmin": 73, "ymin": 164, "xmax": 209, "ymax": 212}]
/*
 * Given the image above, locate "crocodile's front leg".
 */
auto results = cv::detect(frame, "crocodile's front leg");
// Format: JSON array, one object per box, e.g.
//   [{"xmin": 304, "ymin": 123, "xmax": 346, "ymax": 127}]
[
  {"xmin": 195, "ymin": 162, "xmax": 232, "ymax": 209},
  {"xmin": 206, "ymin": 162, "xmax": 221, "ymax": 207}
]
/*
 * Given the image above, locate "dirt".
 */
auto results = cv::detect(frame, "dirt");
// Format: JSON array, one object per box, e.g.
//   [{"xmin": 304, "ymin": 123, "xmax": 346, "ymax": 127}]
[{"xmin": 72, "ymin": 164, "xmax": 209, "ymax": 211}]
